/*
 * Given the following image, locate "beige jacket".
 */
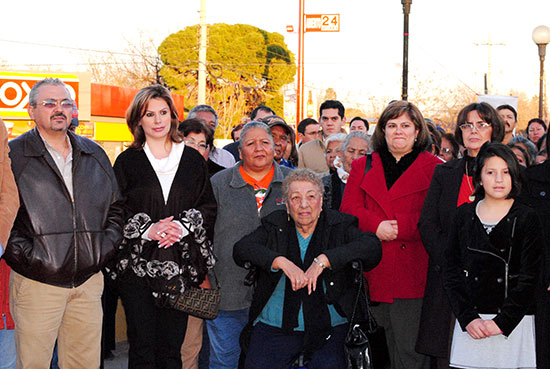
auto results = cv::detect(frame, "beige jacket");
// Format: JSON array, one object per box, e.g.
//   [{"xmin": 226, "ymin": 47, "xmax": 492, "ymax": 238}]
[
  {"xmin": 0, "ymin": 119, "xmax": 18, "ymax": 247},
  {"xmin": 297, "ymin": 139, "xmax": 329, "ymax": 173}
]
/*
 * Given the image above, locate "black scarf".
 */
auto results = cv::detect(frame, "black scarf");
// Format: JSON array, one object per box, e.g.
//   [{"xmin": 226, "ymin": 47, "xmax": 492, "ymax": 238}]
[
  {"xmin": 379, "ymin": 147, "xmax": 421, "ymax": 189},
  {"xmin": 281, "ymin": 211, "xmax": 332, "ymax": 358}
]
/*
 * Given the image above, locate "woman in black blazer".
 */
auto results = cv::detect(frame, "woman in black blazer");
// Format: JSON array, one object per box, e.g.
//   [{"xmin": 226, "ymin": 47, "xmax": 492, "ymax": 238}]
[
  {"xmin": 416, "ymin": 103, "xmax": 504, "ymax": 367},
  {"xmin": 108, "ymin": 85, "xmax": 216, "ymax": 369}
]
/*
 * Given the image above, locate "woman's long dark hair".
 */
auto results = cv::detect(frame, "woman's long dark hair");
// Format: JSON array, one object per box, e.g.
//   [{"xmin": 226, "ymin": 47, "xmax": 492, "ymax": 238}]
[{"xmin": 473, "ymin": 142, "xmax": 521, "ymax": 199}]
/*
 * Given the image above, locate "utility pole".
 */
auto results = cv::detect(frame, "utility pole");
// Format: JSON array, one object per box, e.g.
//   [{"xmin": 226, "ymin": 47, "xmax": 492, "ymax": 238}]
[
  {"xmin": 474, "ymin": 36, "xmax": 505, "ymax": 95},
  {"xmin": 198, "ymin": 0, "xmax": 207, "ymax": 104},
  {"xmin": 296, "ymin": 0, "xmax": 305, "ymax": 125}
]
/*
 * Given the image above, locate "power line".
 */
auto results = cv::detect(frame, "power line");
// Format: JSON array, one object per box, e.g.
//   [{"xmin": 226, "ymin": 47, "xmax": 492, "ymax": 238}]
[{"xmin": 0, "ymin": 38, "xmax": 145, "ymax": 57}]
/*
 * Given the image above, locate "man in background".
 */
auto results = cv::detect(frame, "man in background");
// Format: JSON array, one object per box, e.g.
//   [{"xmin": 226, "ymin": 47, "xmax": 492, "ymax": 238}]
[
  {"xmin": 188, "ymin": 105, "xmax": 236, "ymax": 168},
  {"xmin": 497, "ymin": 104, "xmax": 517, "ymax": 144},
  {"xmin": 298, "ymin": 100, "xmax": 347, "ymax": 173},
  {"xmin": 297, "ymin": 118, "xmax": 321, "ymax": 148}
]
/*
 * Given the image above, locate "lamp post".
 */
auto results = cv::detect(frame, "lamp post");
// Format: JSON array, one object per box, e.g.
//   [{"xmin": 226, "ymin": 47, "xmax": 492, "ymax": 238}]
[
  {"xmin": 401, "ymin": 0, "xmax": 412, "ymax": 101},
  {"xmin": 532, "ymin": 25, "xmax": 550, "ymax": 119}
]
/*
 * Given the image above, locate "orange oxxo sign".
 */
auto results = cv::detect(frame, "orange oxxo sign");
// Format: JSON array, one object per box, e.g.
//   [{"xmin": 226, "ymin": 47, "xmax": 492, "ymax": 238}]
[{"xmin": 0, "ymin": 71, "xmax": 79, "ymax": 120}]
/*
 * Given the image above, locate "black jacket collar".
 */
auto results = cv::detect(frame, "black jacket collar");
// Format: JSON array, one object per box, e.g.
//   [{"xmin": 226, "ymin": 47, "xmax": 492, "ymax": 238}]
[{"xmin": 23, "ymin": 128, "xmax": 94, "ymax": 157}]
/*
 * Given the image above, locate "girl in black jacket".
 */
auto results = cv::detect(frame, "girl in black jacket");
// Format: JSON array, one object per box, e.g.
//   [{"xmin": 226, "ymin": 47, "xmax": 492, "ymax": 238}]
[{"xmin": 443, "ymin": 143, "xmax": 542, "ymax": 369}]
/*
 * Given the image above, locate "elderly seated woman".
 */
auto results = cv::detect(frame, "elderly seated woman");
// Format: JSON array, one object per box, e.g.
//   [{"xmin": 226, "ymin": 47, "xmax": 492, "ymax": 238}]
[{"xmin": 233, "ymin": 168, "xmax": 382, "ymax": 369}]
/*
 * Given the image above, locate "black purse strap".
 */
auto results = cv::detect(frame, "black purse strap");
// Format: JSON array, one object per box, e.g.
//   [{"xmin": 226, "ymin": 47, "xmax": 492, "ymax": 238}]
[
  {"xmin": 364, "ymin": 153, "xmax": 372, "ymax": 175},
  {"xmin": 349, "ymin": 261, "xmax": 377, "ymax": 331}
]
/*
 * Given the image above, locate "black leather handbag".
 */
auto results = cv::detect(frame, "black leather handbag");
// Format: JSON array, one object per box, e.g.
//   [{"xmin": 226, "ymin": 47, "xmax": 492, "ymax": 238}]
[{"xmin": 345, "ymin": 261, "xmax": 389, "ymax": 369}]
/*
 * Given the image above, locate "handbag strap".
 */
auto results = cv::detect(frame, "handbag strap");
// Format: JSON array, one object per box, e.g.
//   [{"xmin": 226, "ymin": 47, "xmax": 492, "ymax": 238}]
[
  {"xmin": 364, "ymin": 153, "xmax": 372, "ymax": 174},
  {"xmin": 207, "ymin": 268, "xmax": 221, "ymax": 290},
  {"xmin": 349, "ymin": 261, "xmax": 365, "ymax": 326},
  {"xmin": 349, "ymin": 260, "xmax": 377, "ymax": 330}
]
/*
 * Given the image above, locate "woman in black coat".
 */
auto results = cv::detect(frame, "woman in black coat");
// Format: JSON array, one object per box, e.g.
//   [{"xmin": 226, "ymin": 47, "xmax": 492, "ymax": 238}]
[
  {"xmin": 416, "ymin": 103, "xmax": 505, "ymax": 367},
  {"xmin": 523, "ymin": 136, "xmax": 550, "ymax": 369},
  {"xmin": 233, "ymin": 169, "xmax": 381, "ymax": 369},
  {"xmin": 107, "ymin": 85, "xmax": 217, "ymax": 369}
]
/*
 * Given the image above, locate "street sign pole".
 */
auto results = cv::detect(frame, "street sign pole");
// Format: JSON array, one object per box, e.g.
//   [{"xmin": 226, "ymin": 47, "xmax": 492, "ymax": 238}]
[{"xmin": 295, "ymin": 9, "xmax": 340, "ymax": 125}]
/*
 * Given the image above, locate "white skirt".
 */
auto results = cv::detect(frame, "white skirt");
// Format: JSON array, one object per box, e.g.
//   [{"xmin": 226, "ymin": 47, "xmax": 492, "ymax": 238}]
[{"xmin": 450, "ymin": 314, "xmax": 536, "ymax": 369}]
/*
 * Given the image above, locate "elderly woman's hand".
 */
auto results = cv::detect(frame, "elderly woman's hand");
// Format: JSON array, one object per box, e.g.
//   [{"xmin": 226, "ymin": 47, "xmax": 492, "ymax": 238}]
[
  {"xmin": 272, "ymin": 256, "xmax": 308, "ymax": 291},
  {"xmin": 304, "ymin": 254, "xmax": 331, "ymax": 295}
]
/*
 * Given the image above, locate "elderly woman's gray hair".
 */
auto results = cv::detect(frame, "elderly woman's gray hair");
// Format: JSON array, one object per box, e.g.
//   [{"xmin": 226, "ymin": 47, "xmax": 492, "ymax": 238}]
[
  {"xmin": 282, "ymin": 168, "xmax": 324, "ymax": 200},
  {"xmin": 238, "ymin": 121, "xmax": 274, "ymax": 149},
  {"xmin": 342, "ymin": 131, "xmax": 370, "ymax": 153},
  {"xmin": 324, "ymin": 133, "xmax": 347, "ymax": 152}
]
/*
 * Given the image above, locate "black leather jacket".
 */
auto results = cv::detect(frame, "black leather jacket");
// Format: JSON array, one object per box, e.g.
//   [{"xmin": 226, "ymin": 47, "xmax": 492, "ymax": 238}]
[
  {"xmin": 443, "ymin": 200, "xmax": 542, "ymax": 336},
  {"xmin": 5, "ymin": 129, "xmax": 123, "ymax": 288}
]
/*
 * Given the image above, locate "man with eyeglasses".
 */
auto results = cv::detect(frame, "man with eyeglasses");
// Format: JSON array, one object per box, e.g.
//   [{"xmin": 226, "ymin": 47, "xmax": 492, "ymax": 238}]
[
  {"xmin": 298, "ymin": 100, "xmax": 347, "ymax": 174},
  {"xmin": 297, "ymin": 118, "xmax": 322, "ymax": 148},
  {"xmin": 4, "ymin": 78, "xmax": 123, "ymax": 368}
]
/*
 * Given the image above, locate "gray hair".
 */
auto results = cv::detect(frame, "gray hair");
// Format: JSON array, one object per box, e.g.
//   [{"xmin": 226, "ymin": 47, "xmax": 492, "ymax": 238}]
[
  {"xmin": 509, "ymin": 135, "xmax": 538, "ymax": 164},
  {"xmin": 342, "ymin": 131, "xmax": 370, "ymax": 153},
  {"xmin": 188, "ymin": 104, "xmax": 219, "ymax": 130},
  {"xmin": 324, "ymin": 133, "xmax": 347, "ymax": 153},
  {"xmin": 282, "ymin": 168, "xmax": 324, "ymax": 200},
  {"xmin": 238, "ymin": 121, "xmax": 274, "ymax": 150},
  {"xmin": 28, "ymin": 78, "xmax": 72, "ymax": 107}
]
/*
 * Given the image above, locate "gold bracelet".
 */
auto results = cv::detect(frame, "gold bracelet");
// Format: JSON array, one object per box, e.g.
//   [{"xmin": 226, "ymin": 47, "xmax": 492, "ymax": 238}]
[{"xmin": 313, "ymin": 257, "xmax": 326, "ymax": 269}]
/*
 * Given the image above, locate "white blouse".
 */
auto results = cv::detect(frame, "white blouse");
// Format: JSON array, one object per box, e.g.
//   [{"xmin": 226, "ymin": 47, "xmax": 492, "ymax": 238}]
[{"xmin": 143, "ymin": 142, "xmax": 185, "ymax": 203}]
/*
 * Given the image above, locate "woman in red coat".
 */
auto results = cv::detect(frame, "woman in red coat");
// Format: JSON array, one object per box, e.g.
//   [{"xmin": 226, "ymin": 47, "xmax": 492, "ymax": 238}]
[{"xmin": 341, "ymin": 101, "xmax": 441, "ymax": 369}]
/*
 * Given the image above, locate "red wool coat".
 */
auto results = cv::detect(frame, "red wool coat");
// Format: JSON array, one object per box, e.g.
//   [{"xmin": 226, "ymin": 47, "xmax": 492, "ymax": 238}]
[{"xmin": 340, "ymin": 152, "xmax": 441, "ymax": 303}]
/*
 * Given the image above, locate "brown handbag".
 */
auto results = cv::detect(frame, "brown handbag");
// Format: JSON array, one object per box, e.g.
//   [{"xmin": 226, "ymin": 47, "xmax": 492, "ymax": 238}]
[{"xmin": 167, "ymin": 275, "xmax": 221, "ymax": 320}]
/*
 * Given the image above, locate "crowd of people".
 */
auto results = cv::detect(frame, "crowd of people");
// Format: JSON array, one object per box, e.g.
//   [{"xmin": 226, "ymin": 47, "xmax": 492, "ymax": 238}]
[{"xmin": 0, "ymin": 77, "xmax": 549, "ymax": 369}]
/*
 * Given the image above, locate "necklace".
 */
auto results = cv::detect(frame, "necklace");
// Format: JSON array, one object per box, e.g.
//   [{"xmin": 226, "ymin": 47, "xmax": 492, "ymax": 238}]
[{"xmin": 465, "ymin": 163, "xmax": 475, "ymax": 202}]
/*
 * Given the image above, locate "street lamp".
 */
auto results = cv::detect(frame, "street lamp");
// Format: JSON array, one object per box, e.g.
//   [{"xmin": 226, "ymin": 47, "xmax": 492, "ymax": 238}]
[
  {"xmin": 401, "ymin": 0, "xmax": 412, "ymax": 101},
  {"xmin": 532, "ymin": 25, "xmax": 550, "ymax": 119}
]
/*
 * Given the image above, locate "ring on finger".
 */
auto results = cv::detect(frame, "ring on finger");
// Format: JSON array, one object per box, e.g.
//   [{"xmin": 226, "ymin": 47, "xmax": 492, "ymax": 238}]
[{"xmin": 160, "ymin": 232, "xmax": 167, "ymax": 238}]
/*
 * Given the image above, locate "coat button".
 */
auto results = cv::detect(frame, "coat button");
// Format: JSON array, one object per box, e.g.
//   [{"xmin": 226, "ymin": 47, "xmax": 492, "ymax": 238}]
[
  {"xmin": 500, "ymin": 249, "xmax": 505, "ymax": 253},
  {"xmin": 401, "ymin": 244, "xmax": 406, "ymax": 250},
  {"xmin": 474, "ymin": 277, "xmax": 479, "ymax": 282},
  {"xmin": 541, "ymin": 191, "xmax": 546, "ymax": 197},
  {"xmin": 497, "ymin": 278, "xmax": 503, "ymax": 283},
  {"xmin": 329, "ymin": 282, "xmax": 334, "ymax": 286}
]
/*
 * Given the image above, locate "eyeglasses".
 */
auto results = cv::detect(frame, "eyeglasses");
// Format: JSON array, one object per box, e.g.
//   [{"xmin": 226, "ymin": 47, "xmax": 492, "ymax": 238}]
[
  {"xmin": 305, "ymin": 130, "xmax": 322, "ymax": 136},
  {"xmin": 459, "ymin": 122, "xmax": 491, "ymax": 132},
  {"xmin": 440, "ymin": 148, "xmax": 452, "ymax": 154},
  {"xmin": 39, "ymin": 99, "xmax": 74, "ymax": 109},
  {"xmin": 184, "ymin": 140, "xmax": 208, "ymax": 151}
]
